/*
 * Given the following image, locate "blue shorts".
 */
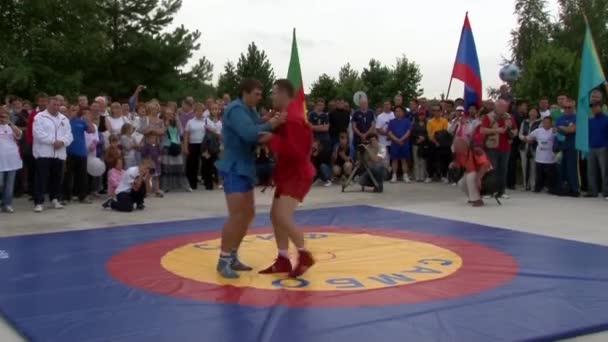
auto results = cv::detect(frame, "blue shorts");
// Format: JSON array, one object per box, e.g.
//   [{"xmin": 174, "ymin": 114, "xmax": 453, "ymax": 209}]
[
  {"xmin": 390, "ymin": 143, "xmax": 410, "ymax": 160},
  {"xmin": 220, "ymin": 171, "xmax": 254, "ymax": 194}
]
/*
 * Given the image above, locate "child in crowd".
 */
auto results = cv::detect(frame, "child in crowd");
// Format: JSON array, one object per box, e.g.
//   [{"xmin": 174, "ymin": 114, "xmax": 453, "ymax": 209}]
[
  {"xmin": 107, "ymin": 156, "xmax": 125, "ymax": 199},
  {"xmin": 388, "ymin": 106, "xmax": 412, "ymax": 183},
  {"xmin": 120, "ymin": 123, "xmax": 140, "ymax": 169},
  {"xmin": 141, "ymin": 132, "xmax": 162, "ymax": 197},
  {"xmin": 527, "ymin": 116, "xmax": 558, "ymax": 194},
  {"xmin": 85, "ymin": 113, "xmax": 103, "ymax": 197},
  {"xmin": 332, "ymin": 131, "xmax": 353, "ymax": 179}
]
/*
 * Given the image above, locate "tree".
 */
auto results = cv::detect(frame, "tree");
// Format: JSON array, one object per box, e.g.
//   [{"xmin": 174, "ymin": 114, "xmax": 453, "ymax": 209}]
[
  {"xmin": 510, "ymin": 0, "xmax": 552, "ymax": 66},
  {"xmin": 361, "ymin": 59, "xmax": 391, "ymax": 106},
  {"xmin": 386, "ymin": 56, "xmax": 423, "ymax": 102},
  {"xmin": 336, "ymin": 63, "xmax": 364, "ymax": 105},
  {"xmin": 0, "ymin": 0, "xmax": 213, "ymax": 102},
  {"xmin": 217, "ymin": 62, "xmax": 240, "ymax": 98},
  {"xmin": 309, "ymin": 74, "xmax": 338, "ymax": 102},
  {"xmin": 235, "ymin": 42, "xmax": 276, "ymax": 103},
  {"xmin": 516, "ymin": 44, "xmax": 578, "ymax": 102}
]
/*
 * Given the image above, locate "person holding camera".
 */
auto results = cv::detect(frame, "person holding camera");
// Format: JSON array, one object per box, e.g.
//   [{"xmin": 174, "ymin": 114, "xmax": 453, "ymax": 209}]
[
  {"xmin": 358, "ymin": 133, "xmax": 388, "ymax": 192},
  {"xmin": 103, "ymin": 159, "xmax": 153, "ymax": 212},
  {"xmin": 480, "ymin": 99, "xmax": 518, "ymax": 199}
]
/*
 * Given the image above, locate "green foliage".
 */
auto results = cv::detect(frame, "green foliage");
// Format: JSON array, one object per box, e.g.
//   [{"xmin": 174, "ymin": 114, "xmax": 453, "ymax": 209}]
[
  {"xmin": 515, "ymin": 44, "xmax": 579, "ymax": 101},
  {"xmin": 216, "ymin": 62, "xmax": 239, "ymax": 98},
  {"xmin": 361, "ymin": 59, "xmax": 391, "ymax": 106},
  {"xmin": 511, "ymin": 0, "xmax": 608, "ymax": 103},
  {"xmin": 510, "ymin": 0, "xmax": 552, "ymax": 66},
  {"xmin": 0, "ymin": 0, "xmax": 214, "ymax": 102},
  {"xmin": 385, "ymin": 56, "xmax": 423, "ymax": 103},
  {"xmin": 336, "ymin": 63, "xmax": 365, "ymax": 105},
  {"xmin": 235, "ymin": 42, "xmax": 276, "ymax": 104},
  {"xmin": 309, "ymin": 74, "xmax": 338, "ymax": 102}
]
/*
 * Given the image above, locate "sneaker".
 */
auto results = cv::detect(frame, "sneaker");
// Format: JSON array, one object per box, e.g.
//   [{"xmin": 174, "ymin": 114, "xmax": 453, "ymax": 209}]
[
  {"xmin": 216, "ymin": 257, "xmax": 239, "ymax": 279},
  {"xmin": 604, "ymin": 197, "xmax": 608, "ymax": 201},
  {"xmin": 390, "ymin": 175, "xmax": 397, "ymax": 183},
  {"xmin": 102, "ymin": 199, "xmax": 112, "ymax": 209},
  {"xmin": 186, "ymin": 187, "xmax": 193, "ymax": 193},
  {"xmin": 424, "ymin": 178, "xmax": 432, "ymax": 184},
  {"xmin": 323, "ymin": 180, "xmax": 332, "ymax": 187},
  {"xmin": 500, "ymin": 194, "xmax": 510, "ymax": 200},
  {"xmin": 136, "ymin": 203, "xmax": 145, "ymax": 210},
  {"xmin": 34, "ymin": 204, "xmax": 43, "ymax": 213},
  {"xmin": 471, "ymin": 200, "xmax": 485, "ymax": 207},
  {"xmin": 2, "ymin": 206, "xmax": 14, "ymax": 213},
  {"xmin": 403, "ymin": 176, "xmax": 411, "ymax": 184},
  {"xmin": 230, "ymin": 252, "xmax": 253, "ymax": 271},
  {"xmin": 289, "ymin": 250, "xmax": 315, "ymax": 278},
  {"xmin": 52, "ymin": 199, "xmax": 64, "ymax": 209},
  {"xmin": 80, "ymin": 198, "xmax": 93, "ymax": 204},
  {"xmin": 483, "ymin": 195, "xmax": 492, "ymax": 200},
  {"xmin": 441, "ymin": 177, "xmax": 449, "ymax": 184},
  {"xmin": 259, "ymin": 255, "xmax": 292, "ymax": 274}
]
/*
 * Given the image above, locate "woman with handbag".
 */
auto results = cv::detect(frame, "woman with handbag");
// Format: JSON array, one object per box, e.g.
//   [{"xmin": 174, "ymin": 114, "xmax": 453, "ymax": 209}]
[
  {"xmin": 160, "ymin": 109, "xmax": 191, "ymax": 193},
  {"xmin": 518, "ymin": 108, "xmax": 541, "ymax": 191},
  {"xmin": 200, "ymin": 103, "xmax": 223, "ymax": 190}
]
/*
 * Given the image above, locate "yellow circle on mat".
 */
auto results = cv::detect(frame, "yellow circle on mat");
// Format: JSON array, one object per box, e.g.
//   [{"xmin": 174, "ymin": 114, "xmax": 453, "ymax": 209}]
[{"xmin": 161, "ymin": 232, "xmax": 462, "ymax": 291}]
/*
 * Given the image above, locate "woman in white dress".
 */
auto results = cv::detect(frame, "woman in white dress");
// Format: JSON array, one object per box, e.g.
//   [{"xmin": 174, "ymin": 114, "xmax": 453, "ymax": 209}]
[{"xmin": 0, "ymin": 106, "xmax": 23, "ymax": 213}]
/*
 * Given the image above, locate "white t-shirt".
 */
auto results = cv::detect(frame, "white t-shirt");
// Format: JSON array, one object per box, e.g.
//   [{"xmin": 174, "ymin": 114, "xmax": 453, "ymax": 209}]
[
  {"xmin": 0, "ymin": 124, "xmax": 22, "ymax": 172},
  {"xmin": 116, "ymin": 166, "xmax": 140, "ymax": 194},
  {"xmin": 185, "ymin": 117, "xmax": 207, "ymax": 144},
  {"xmin": 85, "ymin": 124, "xmax": 99, "ymax": 158},
  {"xmin": 529, "ymin": 128, "xmax": 556, "ymax": 164},
  {"xmin": 205, "ymin": 118, "xmax": 222, "ymax": 135},
  {"xmin": 376, "ymin": 112, "xmax": 395, "ymax": 147}
]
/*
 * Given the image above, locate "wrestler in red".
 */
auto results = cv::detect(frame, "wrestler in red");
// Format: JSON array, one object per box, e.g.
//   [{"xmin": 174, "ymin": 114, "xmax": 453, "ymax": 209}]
[{"xmin": 258, "ymin": 79, "xmax": 316, "ymax": 277}]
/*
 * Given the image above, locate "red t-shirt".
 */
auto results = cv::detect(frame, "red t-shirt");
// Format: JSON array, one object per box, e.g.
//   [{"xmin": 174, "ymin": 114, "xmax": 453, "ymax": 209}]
[
  {"xmin": 26, "ymin": 108, "xmax": 42, "ymax": 145},
  {"xmin": 481, "ymin": 113, "xmax": 517, "ymax": 152},
  {"xmin": 454, "ymin": 147, "xmax": 491, "ymax": 173},
  {"xmin": 267, "ymin": 115, "xmax": 315, "ymax": 183}
]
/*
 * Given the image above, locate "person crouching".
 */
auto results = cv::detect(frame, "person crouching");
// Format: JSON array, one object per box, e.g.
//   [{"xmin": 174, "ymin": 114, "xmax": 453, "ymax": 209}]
[
  {"xmin": 103, "ymin": 159, "xmax": 153, "ymax": 212},
  {"xmin": 449, "ymin": 137, "xmax": 492, "ymax": 207}
]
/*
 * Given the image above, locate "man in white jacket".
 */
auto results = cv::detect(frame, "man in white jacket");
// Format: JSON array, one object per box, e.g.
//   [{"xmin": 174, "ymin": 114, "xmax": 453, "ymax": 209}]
[{"xmin": 32, "ymin": 96, "xmax": 73, "ymax": 212}]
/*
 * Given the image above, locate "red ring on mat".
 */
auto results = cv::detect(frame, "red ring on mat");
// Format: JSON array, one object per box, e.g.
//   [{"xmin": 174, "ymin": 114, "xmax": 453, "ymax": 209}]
[{"xmin": 106, "ymin": 226, "xmax": 518, "ymax": 307}]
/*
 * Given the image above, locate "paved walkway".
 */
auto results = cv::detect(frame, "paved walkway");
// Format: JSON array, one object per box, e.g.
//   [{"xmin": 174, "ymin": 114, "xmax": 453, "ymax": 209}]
[{"xmin": 1, "ymin": 182, "xmax": 606, "ymax": 341}]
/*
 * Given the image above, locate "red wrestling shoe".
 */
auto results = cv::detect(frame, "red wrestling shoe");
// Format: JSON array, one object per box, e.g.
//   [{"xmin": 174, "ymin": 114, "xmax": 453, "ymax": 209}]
[
  {"xmin": 289, "ymin": 250, "xmax": 315, "ymax": 278},
  {"xmin": 258, "ymin": 255, "xmax": 292, "ymax": 274}
]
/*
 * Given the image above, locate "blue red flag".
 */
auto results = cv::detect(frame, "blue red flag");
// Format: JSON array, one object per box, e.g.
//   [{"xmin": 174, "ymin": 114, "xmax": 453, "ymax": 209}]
[{"xmin": 451, "ymin": 13, "xmax": 482, "ymax": 108}]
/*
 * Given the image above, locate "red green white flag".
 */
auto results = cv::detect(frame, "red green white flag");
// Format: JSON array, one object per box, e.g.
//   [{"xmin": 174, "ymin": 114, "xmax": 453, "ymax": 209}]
[{"xmin": 286, "ymin": 28, "xmax": 307, "ymax": 120}]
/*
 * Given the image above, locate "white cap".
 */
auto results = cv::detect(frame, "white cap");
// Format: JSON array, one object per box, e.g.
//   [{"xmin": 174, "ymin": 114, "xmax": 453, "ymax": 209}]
[{"xmin": 456, "ymin": 105, "xmax": 465, "ymax": 111}]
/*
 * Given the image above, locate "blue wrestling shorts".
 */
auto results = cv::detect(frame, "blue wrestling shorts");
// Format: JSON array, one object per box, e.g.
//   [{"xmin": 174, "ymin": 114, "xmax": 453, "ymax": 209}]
[{"xmin": 220, "ymin": 171, "xmax": 254, "ymax": 194}]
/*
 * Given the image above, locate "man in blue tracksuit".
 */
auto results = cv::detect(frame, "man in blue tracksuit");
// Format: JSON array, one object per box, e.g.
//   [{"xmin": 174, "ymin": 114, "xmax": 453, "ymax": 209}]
[
  {"xmin": 215, "ymin": 79, "xmax": 286, "ymax": 278},
  {"xmin": 555, "ymin": 99, "xmax": 579, "ymax": 196}
]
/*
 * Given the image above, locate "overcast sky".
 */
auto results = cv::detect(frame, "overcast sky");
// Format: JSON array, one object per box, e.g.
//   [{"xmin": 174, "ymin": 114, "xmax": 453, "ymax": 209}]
[{"xmin": 175, "ymin": 0, "xmax": 560, "ymax": 99}]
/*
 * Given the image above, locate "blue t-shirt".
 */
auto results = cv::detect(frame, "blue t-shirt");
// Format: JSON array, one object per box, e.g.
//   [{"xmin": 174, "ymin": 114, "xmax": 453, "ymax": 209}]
[
  {"xmin": 589, "ymin": 112, "xmax": 608, "ymax": 148},
  {"xmin": 555, "ymin": 114, "xmax": 576, "ymax": 149},
  {"xmin": 67, "ymin": 117, "xmax": 88, "ymax": 157},
  {"xmin": 352, "ymin": 110, "xmax": 375, "ymax": 139},
  {"xmin": 308, "ymin": 111, "xmax": 330, "ymax": 142},
  {"xmin": 388, "ymin": 117, "xmax": 411, "ymax": 145}
]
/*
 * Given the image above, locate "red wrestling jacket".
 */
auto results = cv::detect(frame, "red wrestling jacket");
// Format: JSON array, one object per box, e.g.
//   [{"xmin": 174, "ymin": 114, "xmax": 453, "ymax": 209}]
[{"xmin": 267, "ymin": 108, "xmax": 316, "ymax": 183}]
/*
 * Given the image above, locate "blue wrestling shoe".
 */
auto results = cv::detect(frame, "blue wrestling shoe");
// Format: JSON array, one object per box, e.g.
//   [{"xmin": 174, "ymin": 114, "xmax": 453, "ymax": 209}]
[
  {"xmin": 230, "ymin": 250, "xmax": 253, "ymax": 271},
  {"xmin": 217, "ymin": 256, "xmax": 239, "ymax": 279}
]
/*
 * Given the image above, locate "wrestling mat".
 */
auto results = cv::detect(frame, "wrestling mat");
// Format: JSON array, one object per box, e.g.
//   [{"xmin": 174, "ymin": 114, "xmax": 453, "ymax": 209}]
[{"xmin": 0, "ymin": 205, "xmax": 607, "ymax": 341}]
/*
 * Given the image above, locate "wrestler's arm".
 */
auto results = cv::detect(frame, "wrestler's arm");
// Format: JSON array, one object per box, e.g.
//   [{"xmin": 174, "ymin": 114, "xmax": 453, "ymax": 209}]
[{"xmin": 227, "ymin": 107, "xmax": 272, "ymax": 144}]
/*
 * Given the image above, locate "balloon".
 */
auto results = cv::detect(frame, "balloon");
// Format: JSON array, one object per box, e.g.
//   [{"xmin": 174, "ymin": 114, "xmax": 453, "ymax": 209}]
[
  {"xmin": 499, "ymin": 64, "xmax": 520, "ymax": 82},
  {"xmin": 87, "ymin": 157, "xmax": 106, "ymax": 177}
]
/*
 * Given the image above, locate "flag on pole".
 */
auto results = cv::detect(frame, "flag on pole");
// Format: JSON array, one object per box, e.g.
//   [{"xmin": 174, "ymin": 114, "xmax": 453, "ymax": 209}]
[
  {"xmin": 575, "ymin": 20, "xmax": 606, "ymax": 154},
  {"xmin": 451, "ymin": 13, "xmax": 482, "ymax": 108},
  {"xmin": 286, "ymin": 28, "xmax": 307, "ymax": 120}
]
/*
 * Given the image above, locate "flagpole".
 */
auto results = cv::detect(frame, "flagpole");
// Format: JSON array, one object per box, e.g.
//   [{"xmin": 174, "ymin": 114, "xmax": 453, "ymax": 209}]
[{"xmin": 446, "ymin": 77, "xmax": 453, "ymax": 100}]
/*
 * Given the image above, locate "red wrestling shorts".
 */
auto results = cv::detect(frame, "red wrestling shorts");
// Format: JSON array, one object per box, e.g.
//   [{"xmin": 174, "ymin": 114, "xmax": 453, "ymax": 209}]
[{"xmin": 274, "ymin": 177, "xmax": 313, "ymax": 202}]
